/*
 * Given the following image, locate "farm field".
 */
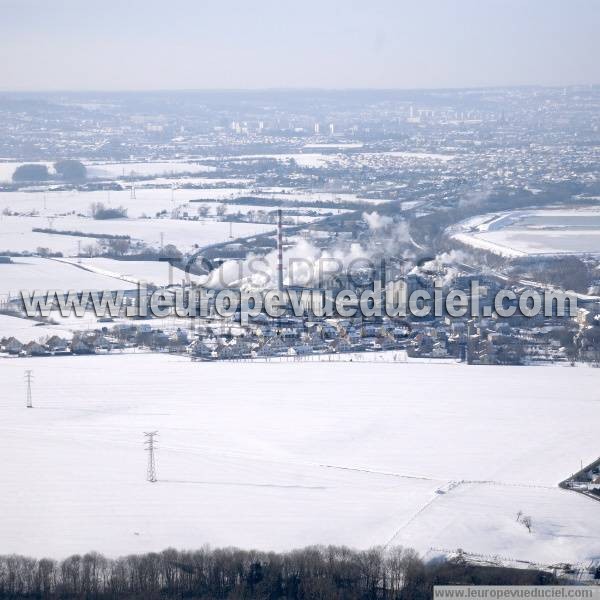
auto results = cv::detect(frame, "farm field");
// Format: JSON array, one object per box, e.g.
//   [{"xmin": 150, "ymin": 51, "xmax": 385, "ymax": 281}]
[
  {"xmin": 0, "ymin": 355, "xmax": 598, "ymax": 562},
  {"xmin": 0, "ymin": 314, "xmax": 73, "ymax": 342},
  {"xmin": 0, "ymin": 160, "xmax": 215, "ymax": 183},
  {"xmin": 0, "ymin": 257, "xmax": 135, "ymax": 297},
  {"xmin": 0, "ymin": 188, "xmax": 252, "ymax": 219},
  {"xmin": 58, "ymin": 257, "xmax": 206, "ymax": 287},
  {"xmin": 0, "ymin": 215, "xmax": 273, "ymax": 256}
]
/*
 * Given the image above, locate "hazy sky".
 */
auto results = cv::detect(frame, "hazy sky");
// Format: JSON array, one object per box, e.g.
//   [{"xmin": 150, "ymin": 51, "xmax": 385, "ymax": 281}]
[{"xmin": 0, "ymin": 0, "xmax": 598, "ymax": 91}]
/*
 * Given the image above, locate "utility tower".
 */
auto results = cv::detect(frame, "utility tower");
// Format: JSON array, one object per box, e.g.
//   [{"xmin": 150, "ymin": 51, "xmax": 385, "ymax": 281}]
[
  {"xmin": 144, "ymin": 431, "xmax": 158, "ymax": 482},
  {"xmin": 24, "ymin": 370, "xmax": 33, "ymax": 408},
  {"xmin": 130, "ymin": 184, "xmax": 136, "ymax": 200}
]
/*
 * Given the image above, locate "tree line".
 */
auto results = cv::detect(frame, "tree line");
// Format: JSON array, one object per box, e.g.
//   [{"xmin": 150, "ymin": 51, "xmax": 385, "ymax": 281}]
[
  {"xmin": 0, "ymin": 545, "xmax": 559, "ymax": 599},
  {"xmin": 12, "ymin": 161, "xmax": 87, "ymax": 183}
]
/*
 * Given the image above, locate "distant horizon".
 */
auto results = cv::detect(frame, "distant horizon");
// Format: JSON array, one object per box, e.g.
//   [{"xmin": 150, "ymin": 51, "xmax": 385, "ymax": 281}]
[{"xmin": 0, "ymin": 83, "xmax": 598, "ymax": 95}]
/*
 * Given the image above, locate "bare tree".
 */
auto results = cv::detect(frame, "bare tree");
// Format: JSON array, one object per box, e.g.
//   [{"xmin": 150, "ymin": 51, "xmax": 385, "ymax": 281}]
[
  {"xmin": 81, "ymin": 243, "xmax": 99, "ymax": 258},
  {"xmin": 104, "ymin": 238, "xmax": 131, "ymax": 256}
]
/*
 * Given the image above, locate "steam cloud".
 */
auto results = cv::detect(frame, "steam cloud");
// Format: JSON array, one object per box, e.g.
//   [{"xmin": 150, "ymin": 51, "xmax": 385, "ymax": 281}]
[{"xmin": 204, "ymin": 211, "xmax": 415, "ymax": 290}]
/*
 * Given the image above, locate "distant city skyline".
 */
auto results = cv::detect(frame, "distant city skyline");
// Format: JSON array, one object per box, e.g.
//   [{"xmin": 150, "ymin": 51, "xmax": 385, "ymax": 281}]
[{"xmin": 0, "ymin": 0, "xmax": 598, "ymax": 91}]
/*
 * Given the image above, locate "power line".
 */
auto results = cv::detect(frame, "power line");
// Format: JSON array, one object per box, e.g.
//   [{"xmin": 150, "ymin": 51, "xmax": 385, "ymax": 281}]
[
  {"xmin": 144, "ymin": 431, "xmax": 158, "ymax": 483},
  {"xmin": 24, "ymin": 370, "xmax": 33, "ymax": 408}
]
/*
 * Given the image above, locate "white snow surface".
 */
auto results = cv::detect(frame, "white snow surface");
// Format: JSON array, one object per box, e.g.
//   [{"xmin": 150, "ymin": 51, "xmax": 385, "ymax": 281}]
[
  {"xmin": 0, "ymin": 161, "xmax": 214, "ymax": 183},
  {"xmin": 85, "ymin": 161, "xmax": 215, "ymax": 179},
  {"xmin": 58, "ymin": 257, "xmax": 206, "ymax": 287},
  {"xmin": 0, "ymin": 257, "xmax": 135, "ymax": 297},
  {"xmin": 0, "ymin": 215, "xmax": 273, "ymax": 255},
  {"xmin": 0, "ymin": 314, "xmax": 73, "ymax": 342},
  {"xmin": 0, "ymin": 355, "xmax": 598, "ymax": 562},
  {"xmin": 0, "ymin": 188, "xmax": 246, "ymax": 220}
]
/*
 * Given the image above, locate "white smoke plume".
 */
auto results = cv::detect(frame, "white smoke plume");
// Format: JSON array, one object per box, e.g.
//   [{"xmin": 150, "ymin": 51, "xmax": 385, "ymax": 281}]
[
  {"xmin": 382, "ymin": 220, "xmax": 411, "ymax": 252},
  {"xmin": 428, "ymin": 249, "xmax": 469, "ymax": 267},
  {"xmin": 363, "ymin": 211, "xmax": 393, "ymax": 230},
  {"xmin": 204, "ymin": 214, "xmax": 415, "ymax": 290},
  {"xmin": 203, "ymin": 238, "xmax": 372, "ymax": 290},
  {"xmin": 417, "ymin": 249, "xmax": 469, "ymax": 286}
]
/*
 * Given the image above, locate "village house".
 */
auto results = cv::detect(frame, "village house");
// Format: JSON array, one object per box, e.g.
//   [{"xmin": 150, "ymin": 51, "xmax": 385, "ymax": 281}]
[
  {"xmin": 2, "ymin": 337, "xmax": 24, "ymax": 355},
  {"xmin": 22, "ymin": 341, "xmax": 47, "ymax": 356}
]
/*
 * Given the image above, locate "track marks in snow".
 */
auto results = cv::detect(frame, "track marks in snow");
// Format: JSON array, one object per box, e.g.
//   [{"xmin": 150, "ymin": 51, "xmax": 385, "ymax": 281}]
[
  {"xmin": 317, "ymin": 464, "xmax": 558, "ymax": 491},
  {"xmin": 161, "ymin": 479, "xmax": 327, "ymax": 490},
  {"xmin": 383, "ymin": 478, "xmax": 559, "ymax": 549},
  {"xmin": 384, "ymin": 493, "xmax": 447, "ymax": 548},
  {"xmin": 318, "ymin": 463, "xmax": 445, "ymax": 483}
]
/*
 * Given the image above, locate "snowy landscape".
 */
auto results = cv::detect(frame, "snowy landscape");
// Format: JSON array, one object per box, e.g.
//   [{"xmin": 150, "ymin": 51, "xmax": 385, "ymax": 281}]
[
  {"xmin": 0, "ymin": 87, "xmax": 598, "ymax": 586},
  {"xmin": 1, "ymin": 354, "xmax": 598, "ymax": 566},
  {"xmin": 0, "ymin": 0, "xmax": 598, "ymax": 594}
]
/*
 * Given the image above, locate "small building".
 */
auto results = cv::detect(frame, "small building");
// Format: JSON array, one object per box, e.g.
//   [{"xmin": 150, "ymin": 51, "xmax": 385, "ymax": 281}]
[
  {"xmin": 71, "ymin": 339, "xmax": 95, "ymax": 355},
  {"xmin": 22, "ymin": 341, "xmax": 47, "ymax": 356},
  {"xmin": 2, "ymin": 337, "xmax": 23, "ymax": 355}
]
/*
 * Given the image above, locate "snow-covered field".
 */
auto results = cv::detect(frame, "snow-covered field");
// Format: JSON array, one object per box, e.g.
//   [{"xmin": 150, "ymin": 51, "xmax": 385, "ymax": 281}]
[
  {"xmin": 243, "ymin": 189, "xmax": 381, "ymax": 205},
  {"xmin": 59, "ymin": 257, "xmax": 206, "ymax": 287},
  {"xmin": 85, "ymin": 161, "xmax": 215, "ymax": 179},
  {"xmin": 0, "ymin": 257, "xmax": 135, "ymax": 297},
  {"xmin": 0, "ymin": 161, "xmax": 215, "ymax": 183},
  {"xmin": 0, "ymin": 314, "xmax": 73, "ymax": 342},
  {"xmin": 232, "ymin": 151, "xmax": 455, "ymax": 170},
  {"xmin": 0, "ymin": 215, "xmax": 273, "ymax": 255},
  {"xmin": 0, "ymin": 188, "xmax": 246, "ymax": 219},
  {"xmin": 0, "ymin": 355, "xmax": 597, "ymax": 562},
  {"xmin": 451, "ymin": 209, "xmax": 600, "ymax": 257},
  {"xmin": 232, "ymin": 153, "xmax": 342, "ymax": 169},
  {"xmin": 0, "ymin": 184, "xmax": 358, "ymax": 234}
]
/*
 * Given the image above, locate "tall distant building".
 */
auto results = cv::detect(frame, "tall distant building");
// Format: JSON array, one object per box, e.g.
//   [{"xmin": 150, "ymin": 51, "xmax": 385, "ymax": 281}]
[
  {"xmin": 329, "ymin": 123, "xmax": 334, "ymax": 135},
  {"xmin": 314, "ymin": 122, "xmax": 320, "ymax": 134}
]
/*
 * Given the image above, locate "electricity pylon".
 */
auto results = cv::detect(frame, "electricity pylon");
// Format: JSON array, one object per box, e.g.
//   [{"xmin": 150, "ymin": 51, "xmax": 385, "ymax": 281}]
[
  {"xmin": 144, "ymin": 431, "xmax": 158, "ymax": 482},
  {"xmin": 24, "ymin": 370, "xmax": 33, "ymax": 408}
]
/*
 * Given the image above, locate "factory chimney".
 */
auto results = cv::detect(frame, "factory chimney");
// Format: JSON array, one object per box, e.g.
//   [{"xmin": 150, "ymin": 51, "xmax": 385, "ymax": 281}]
[{"xmin": 277, "ymin": 208, "xmax": 284, "ymax": 291}]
